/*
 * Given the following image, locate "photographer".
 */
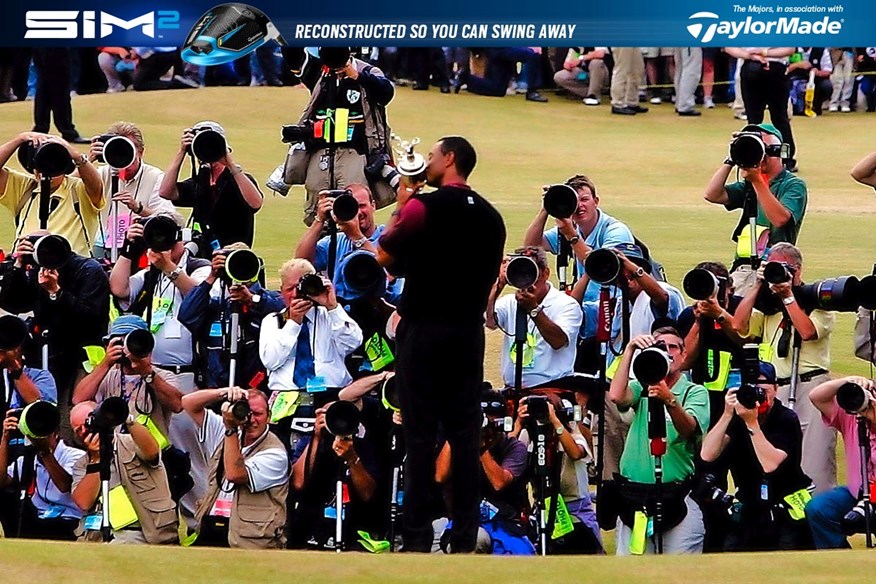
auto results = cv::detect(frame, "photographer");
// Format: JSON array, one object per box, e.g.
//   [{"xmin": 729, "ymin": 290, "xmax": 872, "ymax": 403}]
[
  {"xmin": 159, "ymin": 122, "xmax": 263, "ymax": 248},
  {"xmin": 608, "ymin": 328, "xmax": 710, "ymax": 554},
  {"xmin": 0, "ymin": 232, "xmax": 109, "ymax": 425},
  {"xmin": 0, "ymin": 408, "xmax": 84, "ymax": 540},
  {"xmin": 108, "ymin": 213, "xmax": 211, "ymax": 520},
  {"xmin": 731, "ymin": 243, "xmax": 836, "ymax": 493},
  {"xmin": 486, "ymin": 247, "xmax": 583, "ymax": 389},
  {"xmin": 522, "ymin": 175, "xmax": 634, "ymax": 346},
  {"xmin": 0, "ymin": 132, "xmax": 104, "ymax": 256},
  {"xmin": 69, "ymin": 400, "xmax": 179, "ymax": 544},
  {"xmin": 0, "ymin": 314, "xmax": 58, "ymax": 409},
  {"xmin": 435, "ymin": 390, "xmax": 530, "ymax": 554},
  {"xmin": 87, "ymin": 122, "xmax": 176, "ymax": 259},
  {"xmin": 72, "ymin": 316, "xmax": 183, "ymax": 450},
  {"xmin": 700, "ymin": 362, "xmax": 813, "ymax": 551},
  {"xmin": 806, "ymin": 376, "xmax": 876, "ymax": 548},
  {"xmin": 703, "ymin": 123, "xmax": 808, "ymax": 295},
  {"xmin": 288, "ymin": 398, "xmax": 385, "ymax": 550},
  {"xmin": 677, "ymin": 261, "xmax": 746, "ymax": 425},
  {"xmin": 294, "ymin": 183, "xmax": 398, "ymax": 301},
  {"xmin": 178, "ymin": 245, "xmax": 284, "ymax": 388},
  {"xmin": 183, "ymin": 387, "xmax": 289, "ymax": 549},
  {"xmin": 259, "ymin": 259, "xmax": 363, "ymax": 393},
  {"xmin": 513, "ymin": 393, "xmax": 603, "ymax": 554},
  {"xmin": 292, "ymin": 47, "xmax": 395, "ymax": 226}
]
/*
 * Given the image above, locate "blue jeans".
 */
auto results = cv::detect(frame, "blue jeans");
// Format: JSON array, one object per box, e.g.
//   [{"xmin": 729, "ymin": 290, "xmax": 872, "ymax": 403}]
[{"xmin": 806, "ymin": 486, "xmax": 855, "ymax": 549}]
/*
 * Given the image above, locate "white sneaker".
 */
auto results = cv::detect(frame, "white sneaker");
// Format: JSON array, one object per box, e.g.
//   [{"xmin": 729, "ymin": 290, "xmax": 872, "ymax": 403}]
[
  {"xmin": 265, "ymin": 164, "xmax": 291, "ymax": 196},
  {"xmin": 828, "ymin": 105, "xmax": 839, "ymax": 112},
  {"xmin": 841, "ymin": 106, "xmax": 852, "ymax": 113},
  {"xmin": 583, "ymin": 96, "xmax": 600, "ymax": 106},
  {"xmin": 734, "ymin": 111, "xmax": 748, "ymax": 120},
  {"xmin": 704, "ymin": 97, "xmax": 715, "ymax": 109},
  {"xmin": 649, "ymin": 96, "xmax": 662, "ymax": 105}
]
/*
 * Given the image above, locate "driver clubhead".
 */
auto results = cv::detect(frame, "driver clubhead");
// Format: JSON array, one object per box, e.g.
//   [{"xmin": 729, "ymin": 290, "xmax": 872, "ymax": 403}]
[{"xmin": 181, "ymin": 3, "xmax": 286, "ymax": 66}]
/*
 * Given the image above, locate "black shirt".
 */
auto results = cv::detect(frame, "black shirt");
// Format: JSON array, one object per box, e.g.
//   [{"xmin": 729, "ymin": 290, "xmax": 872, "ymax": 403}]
[
  {"xmin": 379, "ymin": 186, "xmax": 506, "ymax": 325},
  {"xmin": 175, "ymin": 168, "xmax": 261, "ymax": 248},
  {"xmin": 723, "ymin": 400, "xmax": 810, "ymax": 507}
]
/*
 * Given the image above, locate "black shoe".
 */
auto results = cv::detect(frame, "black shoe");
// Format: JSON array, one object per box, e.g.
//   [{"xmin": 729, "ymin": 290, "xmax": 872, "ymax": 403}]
[
  {"xmin": 65, "ymin": 135, "xmax": 91, "ymax": 144},
  {"xmin": 412, "ymin": 82, "xmax": 429, "ymax": 91},
  {"xmin": 440, "ymin": 85, "xmax": 450, "ymax": 94},
  {"xmin": 525, "ymin": 90, "xmax": 548, "ymax": 103},
  {"xmin": 452, "ymin": 71, "xmax": 468, "ymax": 94},
  {"xmin": 676, "ymin": 109, "xmax": 702, "ymax": 116},
  {"xmin": 631, "ymin": 105, "xmax": 649, "ymax": 113},
  {"xmin": 611, "ymin": 106, "xmax": 637, "ymax": 115}
]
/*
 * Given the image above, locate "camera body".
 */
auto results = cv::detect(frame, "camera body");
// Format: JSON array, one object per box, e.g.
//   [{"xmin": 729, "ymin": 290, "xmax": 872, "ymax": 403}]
[
  {"xmin": 230, "ymin": 399, "xmax": 252, "ymax": 422},
  {"xmin": 584, "ymin": 248, "xmax": 621, "ymax": 285},
  {"xmin": 328, "ymin": 189, "xmax": 358, "ymax": 222},
  {"xmin": 736, "ymin": 384, "xmax": 767, "ymax": 409},
  {"xmin": 543, "ymin": 184, "xmax": 579, "ymax": 219},
  {"xmin": 836, "ymin": 382, "xmax": 874, "ymax": 415},
  {"xmin": 506, "ymin": 255, "xmax": 539, "ymax": 289},
  {"xmin": 84, "ymin": 396, "xmax": 129, "ymax": 432},
  {"xmin": 693, "ymin": 473, "xmax": 742, "ymax": 520},
  {"xmin": 17, "ymin": 140, "xmax": 74, "ymax": 177},
  {"xmin": 683, "ymin": 268, "xmax": 726, "ymax": 303},
  {"xmin": 296, "ymin": 273, "xmax": 326, "ymax": 298},
  {"xmin": 763, "ymin": 261, "xmax": 795, "ymax": 284},
  {"xmin": 281, "ymin": 121, "xmax": 315, "ymax": 146},
  {"xmin": 218, "ymin": 248, "xmax": 262, "ymax": 285},
  {"xmin": 188, "ymin": 126, "xmax": 227, "ymax": 164}
]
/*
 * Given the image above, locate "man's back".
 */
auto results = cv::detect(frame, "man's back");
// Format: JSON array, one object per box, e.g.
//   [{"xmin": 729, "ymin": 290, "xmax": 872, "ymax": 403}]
[{"xmin": 389, "ymin": 186, "xmax": 506, "ymax": 325}]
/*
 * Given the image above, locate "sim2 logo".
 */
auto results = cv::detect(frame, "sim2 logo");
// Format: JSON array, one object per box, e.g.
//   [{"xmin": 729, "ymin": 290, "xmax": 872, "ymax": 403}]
[
  {"xmin": 686, "ymin": 11, "xmax": 842, "ymax": 43},
  {"xmin": 24, "ymin": 10, "xmax": 181, "ymax": 39}
]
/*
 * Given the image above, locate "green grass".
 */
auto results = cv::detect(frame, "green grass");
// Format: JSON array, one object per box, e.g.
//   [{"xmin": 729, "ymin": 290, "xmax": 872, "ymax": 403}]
[
  {"xmin": 1, "ymin": 87, "xmax": 876, "ymax": 576},
  {"xmin": 3, "ymin": 538, "xmax": 876, "ymax": 583}
]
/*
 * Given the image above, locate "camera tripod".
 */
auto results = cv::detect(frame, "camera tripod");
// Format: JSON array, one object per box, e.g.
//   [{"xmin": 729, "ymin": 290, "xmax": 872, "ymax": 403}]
[
  {"xmin": 37, "ymin": 176, "xmax": 52, "ymax": 231},
  {"xmin": 388, "ymin": 425, "xmax": 404, "ymax": 552},
  {"xmin": 647, "ymin": 392, "xmax": 668, "ymax": 554},
  {"xmin": 857, "ymin": 416, "xmax": 875, "ymax": 548},
  {"xmin": 556, "ymin": 236, "xmax": 576, "ymax": 292},
  {"xmin": 109, "ymin": 171, "xmax": 121, "ymax": 263},
  {"xmin": 98, "ymin": 426, "xmax": 115, "ymax": 542},
  {"xmin": 529, "ymin": 421, "xmax": 562, "ymax": 556}
]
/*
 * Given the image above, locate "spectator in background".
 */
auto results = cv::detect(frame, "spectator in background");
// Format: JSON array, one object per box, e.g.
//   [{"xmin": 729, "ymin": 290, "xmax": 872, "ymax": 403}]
[
  {"xmin": 131, "ymin": 48, "xmax": 200, "ymax": 91},
  {"xmin": 553, "ymin": 47, "xmax": 610, "ymax": 105},
  {"xmin": 673, "ymin": 48, "xmax": 703, "ymax": 116},
  {"xmin": 702, "ymin": 48, "xmax": 719, "ymax": 109},
  {"xmin": 458, "ymin": 48, "xmax": 548, "ymax": 102},
  {"xmin": 98, "ymin": 47, "xmax": 135, "ymax": 93},
  {"xmin": 829, "ymin": 48, "xmax": 855, "ymax": 113},
  {"xmin": 410, "ymin": 48, "xmax": 450, "ymax": 92},
  {"xmin": 610, "ymin": 48, "xmax": 647, "ymax": 115},
  {"xmin": 856, "ymin": 47, "xmax": 876, "ymax": 112},
  {"xmin": 787, "ymin": 48, "xmax": 833, "ymax": 117}
]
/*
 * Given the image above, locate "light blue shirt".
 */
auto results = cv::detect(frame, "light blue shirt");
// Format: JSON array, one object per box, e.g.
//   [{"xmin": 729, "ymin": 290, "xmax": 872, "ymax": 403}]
[
  {"xmin": 315, "ymin": 224, "xmax": 404, "ymax": 302},
  {"xmin": 7, "ymin": 367, "xmax": 58, "ymax": 409},
  {"xmin": 544, "ymin": 210, "xmax": 634, "ymax": 338}
]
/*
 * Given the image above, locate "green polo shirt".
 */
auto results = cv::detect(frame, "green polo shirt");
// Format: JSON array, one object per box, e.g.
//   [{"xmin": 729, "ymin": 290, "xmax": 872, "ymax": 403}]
[
  {"xmin": 618, "ymin": 377, "xmax": 710, "ymax": 484},
  {"xmin": 724, "ymin": 169, "xmax": 808, "ymax": 246}
]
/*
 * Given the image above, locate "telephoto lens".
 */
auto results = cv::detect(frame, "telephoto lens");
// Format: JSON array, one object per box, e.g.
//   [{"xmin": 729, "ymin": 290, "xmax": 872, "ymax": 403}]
[
  {"xmin": 728, "ymin": 132, "xmax": 766, "ymax": 168},
  {"xmin": 85, "ymin": 396, "xmax": 129, "ymax": 431},
  {"xmin": 142, "ymin": 215, "xmax": 181, "ymax": 252},
  {"xmin": 542, "ymin": 184, "xmax": 578, "ymax": 219},
  {"xmin": 191, "ymin": 128, "xmax": 227, "ymax": 163},
  {"xmin": 763, "ymin": 261, "xmax": 792, "ymax": 284},
  {"xmin": 223, "ymin": 249, "xmax": 261, "ymax": 284},
  {"xmin": 584, "ymin": 248, "xmax": 621, "ymax": 285},
  {"xmin": 17, "ymin": 140, "xmax": 73, "ymax": 177},
  {"xmin": 324, "ymin": 400, "xmax": 361, "ymax": 437},
  {"xmin": 505, "ymin": 255, "xmax": 539, "ymax": 289},
  {"xmin": 735, "ymin": 384, "xmax": 766, "ymax": 409},
  {"xmin": 296, "ymin": 273, "xmax": 326, "ymax": 298},
  {"xmin": 632, "ymin": 344, "xmax": 671, "ymax": 386},
  {"xmin": 123, "ymin": 329, "xmax": 155, "ymax": 359},
  {"xmin": 683, "ymin": 268, "xmax": 719, "ymax": 301},
  {"xmin": 231, "ymin": 399, "xmax": 252, "ymax": 422},
  {"xmin": 331, "ymin": 190, "xmax": 359, "ymax": 222},
  {"xmin": 101, "ymin": 135, "xmax": 137, "ymax": 170},
  {"xmin": 32, "ymin": 234, "xmax": 73, "ymax": 270},
  {"xmin": 525, "ymin": 395, "xmax": 550, "ymax": 425},
  {"xmin": 836, "ymin": 382, "xmax": 871, "ymax": 415}
]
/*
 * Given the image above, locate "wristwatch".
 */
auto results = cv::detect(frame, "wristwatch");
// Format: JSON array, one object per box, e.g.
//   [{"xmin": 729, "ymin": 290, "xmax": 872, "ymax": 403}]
[
  {"xmin": 568, "ymin": 235, "xmax": 580, "ymax": 245},
  {"xmin": 73, "ymin": 154, "xmax": 88, "ymax": 167},
  {"xmin": 352, "ymin": 238, "xmax": 367, "ymax": 250},
  {"xmin": 782, "ymin": 295, "xmax": 796, "ymax": 306},
  {"xmin": 633, "ymin": 267, "xmax": 646, "ymax": 279},
  {"xmin": 166, "ymin": 266, "xmax": 184, "ymax": 282},
  {"xmin": 224, "ymin": 428, "xmax": 237, "ymax": 437},
  {"xmin": 529, "ymin": 305, "xmax": 544, "ymax": 319},
  {"xmin": 555, "ymin": 426, "xmax": 565, "ymax": 436},
  {"xmin": 716, "ymin": 312, "xmax": 727, "ymax": 324},
  {"xmin": 143, "ymin": 371, "xmax": 156, "ymax": 384},
  {"xmin": 666, "ymin": 397, "xmax": 679, "ymax": 408},
  {"xmin": 48, "ymin": 290, "xmax": 60, "ymax": 301},
  {"xmin": 251, "ymin": 293, "xmax": 262, "ymax": 305}
]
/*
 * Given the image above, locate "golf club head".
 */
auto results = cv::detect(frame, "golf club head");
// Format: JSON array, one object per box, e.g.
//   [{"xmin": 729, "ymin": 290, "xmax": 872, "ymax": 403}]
[{"xmin": 181, "ymin": 3, "xmax": 287, "ymax": 66}]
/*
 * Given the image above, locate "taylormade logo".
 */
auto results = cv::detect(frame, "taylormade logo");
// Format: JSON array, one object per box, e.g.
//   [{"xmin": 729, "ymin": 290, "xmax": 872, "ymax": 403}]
[{"xmin": 687, "ymin": 11, "xmax": 842, "ymax": 43}]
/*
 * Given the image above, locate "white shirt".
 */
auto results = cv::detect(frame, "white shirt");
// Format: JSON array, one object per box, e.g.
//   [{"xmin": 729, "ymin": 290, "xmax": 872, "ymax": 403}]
[
  {"xmin": 259, "ymin": 305, "xmax": 363, "ymax": 390},
  {"xmin": 95, "ymin": 163, "xmax": 175, "ymax": 249},
  {"xmin": 7, "ymin": 440, "xmax": 85, "ymax": 520},
  {"xmin": 125, "ymin": 250, "xmax": 212, "ymax": 365},
  {"xmin": 200, "ymin": 411, "xmax": 289, "ymax": 494},
  {"xmin": 494, "ymin": 284, "xmax": 583, "ymax": 388}
]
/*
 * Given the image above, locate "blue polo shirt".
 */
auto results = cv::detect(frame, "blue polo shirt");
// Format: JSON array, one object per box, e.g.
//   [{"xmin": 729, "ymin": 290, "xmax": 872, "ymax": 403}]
[
  {"xmin": 544, "ymin": 210, "xmax": 634, "ymax": 338},
  {"xmin": 8, "ymin": 367, "xmax": 58, "ymax": 409},
  {"xmin": 316, "ymin": 224, "xmax": 403, "ymax": 302}
]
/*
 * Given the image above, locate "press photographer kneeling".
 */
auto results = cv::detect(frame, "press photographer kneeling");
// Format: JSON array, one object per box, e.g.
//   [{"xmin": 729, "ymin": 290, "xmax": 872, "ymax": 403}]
[
  {"xmin": 699, "ymin": 359, "xmax": 813, "ymax": 551},
  {"xmin": 183, "ymin": 387, "xmax": 289, "ymax": 549},
  {"xmin": 607, "ymin": 328, "xmax": 710, "ymax": 555}
]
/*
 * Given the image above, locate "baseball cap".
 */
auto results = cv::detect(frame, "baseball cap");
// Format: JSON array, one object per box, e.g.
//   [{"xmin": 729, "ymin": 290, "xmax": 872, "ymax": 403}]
[
  {"xmin": 757, "ymin": 361, "xmax": 777, "ymax": 384},
  {"xmin": 193, "ymin": 120, "xmax": 232, "ymax": 152},
  {"xmin": 742, "ymin": 123, "xmax": 783, "ymax": 141},
  {"xmin": 105, "ymin": 315, "xmax": 149, "ymax": 340},
  {"xmin": 612, "ymin": 242, "xmax": 652, "ymax": 274}
]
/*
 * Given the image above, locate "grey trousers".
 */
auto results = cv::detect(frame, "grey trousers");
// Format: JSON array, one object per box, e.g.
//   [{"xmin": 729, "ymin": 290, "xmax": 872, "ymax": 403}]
[
  {"xmin": 672, "ymin": 48, "xmax": 702, "ymax": 113},
  {"xmin": 610, "ymin": 48, "xmax": 645, "ymax": 108}
]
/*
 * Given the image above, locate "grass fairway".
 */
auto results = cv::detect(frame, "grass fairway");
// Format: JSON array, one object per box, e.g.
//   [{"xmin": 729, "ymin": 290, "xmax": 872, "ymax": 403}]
[
  {"xmin": 2, "ymin": 538, "xmax": 876, "ymax": 583},
  {"xmin": 1, "ymin": 86, "xmax": 876, "ymax": 574}
]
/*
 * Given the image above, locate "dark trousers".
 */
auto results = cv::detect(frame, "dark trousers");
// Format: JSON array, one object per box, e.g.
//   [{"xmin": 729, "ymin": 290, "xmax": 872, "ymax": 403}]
[
  {"xmin": 396, "ymin": 320, "xmax": 483, "ymax": 552},
  {"xmin": 740, "ymin": 60, "xmax": 796, "ymax": 162},
  {"xmin": 410, "ymin": 48, "xmax": 449, "ymax": 88},
  {"xmin": 32, "ymin": 48, "xmax": 80, "ymax": 140},
  {"xmin": 467, "ymin": 48, "xmax": 543, "ymax": 97},
  {"xmin": 133, "ymin": 51, "xmax": 180, "ymax": 91},
  {"xmin": 723, "ymin": 504, "xmax": 813, "ymax": 551}
]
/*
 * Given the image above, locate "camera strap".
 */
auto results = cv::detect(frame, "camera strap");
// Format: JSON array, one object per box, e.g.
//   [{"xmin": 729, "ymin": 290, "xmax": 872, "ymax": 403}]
[{"xmin": 730, "ymin": 184, "xmax": 758, "ymax": 243}]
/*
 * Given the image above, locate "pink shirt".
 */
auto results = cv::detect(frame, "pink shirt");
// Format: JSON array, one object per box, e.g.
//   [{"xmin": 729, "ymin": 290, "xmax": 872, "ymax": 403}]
[{"xmin": 827, "ymin": 405, "xmax": 876, "ymax": 497}]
